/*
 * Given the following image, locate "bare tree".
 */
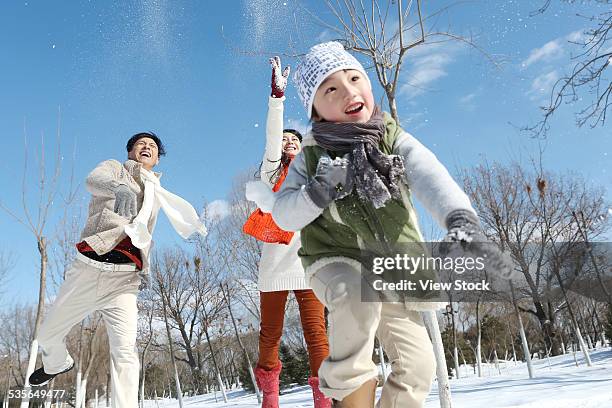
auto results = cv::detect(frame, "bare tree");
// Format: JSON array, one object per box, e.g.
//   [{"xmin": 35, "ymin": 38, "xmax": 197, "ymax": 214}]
[
  {"xmin": 152, "ymin": 249, "xmax": 204, "ymax": 390},
  {"xmin": 138, "ymin": 287, "xmax": 158, "ymax": 408},
  {"xmin": 192, "ymin": 227, "xmax": 231, "ymax": 403},
  {"xmin": 461, "ymin": 160, "xmax": 609, "ymax": 357},
  {"xmin": 0, "ymin": 304, "xmax": 36, "ymax": 388},
  {"xmin": 0, "ymin": 130, "xmax": 58, "ymax": 389},
  {"xmin": 510, "ymin": 281, "xmax": 535, "ymax": 378},
  {"xmin": 527, "ymin": 0, "xmax": 612, "ymax": 136},
  {"xmin": 0, "ymin": 249, "xmax": 16, "ymax": 302},
  {"xmin": 220, "ymin": 282, "xmax": 261, "ymax": 403},
  {"xmin": 0, "ymin": 117, "xmax": 80, "ymax": 406},
  {"xmin": 156, "ymin": 265, "xmax": 185, "ymax": 408},
  {"xmin": 217, "ymin": 171, "xmax": 262, "ymax": 321},
  {"xmin": 75, "ymin": 315, "xmax": 103, "ymax": 408}
]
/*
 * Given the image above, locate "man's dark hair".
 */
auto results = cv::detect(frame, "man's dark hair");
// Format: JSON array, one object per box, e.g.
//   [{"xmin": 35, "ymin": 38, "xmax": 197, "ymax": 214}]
[
  {"xmin": 126, "ymin": 132, "xmax": 166, "ymax": 156},
  {"xmin": 283, "ymin": 128, "xmax": 303, "ymax": 142}
]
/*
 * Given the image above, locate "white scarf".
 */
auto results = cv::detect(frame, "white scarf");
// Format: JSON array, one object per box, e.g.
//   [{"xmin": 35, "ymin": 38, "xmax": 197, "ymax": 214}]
[{"xmin": 125, "ymin": 168, "xmax": 207, "ymax": 249}]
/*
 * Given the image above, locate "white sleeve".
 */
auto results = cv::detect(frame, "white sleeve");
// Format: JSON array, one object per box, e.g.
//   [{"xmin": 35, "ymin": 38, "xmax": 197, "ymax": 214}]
[
  {"xmin": 260, "ymin": 96, "xmax": 285, "ymax": 187},
  {"xmin": 394, "ymin": 131, "xmax": 476, "ymax": 228},
  {"xmin": 85, "ymin": 160, "xmax": 125, "ymax": 198},
  {"xmin": 272, "ymin": 152, "xmax": 323, "ymax": 231}
]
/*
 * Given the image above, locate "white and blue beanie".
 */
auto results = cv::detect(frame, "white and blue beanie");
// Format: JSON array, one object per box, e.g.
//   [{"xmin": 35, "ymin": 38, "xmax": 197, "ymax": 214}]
[{"xmin": 293, "ymin": 41, "xmax": 370, "ymax": 118}]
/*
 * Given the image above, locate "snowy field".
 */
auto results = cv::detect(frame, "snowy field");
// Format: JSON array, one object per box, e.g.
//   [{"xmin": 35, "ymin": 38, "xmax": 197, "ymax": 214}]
[{"xmin": 143, "ymin": 348, "xmax": 612, "ymax": 408}]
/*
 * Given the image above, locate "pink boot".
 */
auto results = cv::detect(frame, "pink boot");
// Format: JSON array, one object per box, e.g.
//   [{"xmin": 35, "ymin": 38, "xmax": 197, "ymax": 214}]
[
  {"xmin": 255, "ymin": 362, "xmax": 282, "ymax": 408},
  {"xmin": 309, "ymin": 377, "xmax": 332, "ymax": 408}
]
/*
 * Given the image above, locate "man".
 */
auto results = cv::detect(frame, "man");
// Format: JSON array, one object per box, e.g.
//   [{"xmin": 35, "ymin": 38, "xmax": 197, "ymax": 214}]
[{"xmin": 29, "ymin": 132, "xmax": 203, "ymax": 407}]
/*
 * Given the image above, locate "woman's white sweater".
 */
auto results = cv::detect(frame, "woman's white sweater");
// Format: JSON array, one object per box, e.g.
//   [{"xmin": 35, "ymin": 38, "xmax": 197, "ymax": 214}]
[{"xmin": 256, "ymin": 96, "xmax": 308, "ymax": 292}]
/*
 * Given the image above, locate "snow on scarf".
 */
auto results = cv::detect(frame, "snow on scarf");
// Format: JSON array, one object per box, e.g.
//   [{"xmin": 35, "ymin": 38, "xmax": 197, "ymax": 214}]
[{"xmin": 311, "ymin": 107, "xmax": 405, "ymax": 208}]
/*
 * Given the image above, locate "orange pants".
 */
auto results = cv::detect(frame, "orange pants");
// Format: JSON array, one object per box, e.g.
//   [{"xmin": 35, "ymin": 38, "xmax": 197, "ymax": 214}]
[{"xmin": 258, "ymin": 289, "xmax": 329, "ymax": 376}]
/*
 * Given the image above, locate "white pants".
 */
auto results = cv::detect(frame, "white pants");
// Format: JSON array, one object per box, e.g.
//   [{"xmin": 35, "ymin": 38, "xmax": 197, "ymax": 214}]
[
  {"xmin": 309, "ymin": 261, "xmax": 436, "ymax": 408},
  {"xmin": 37, "ymin": 256, "xmax": 141, "ymax": 408}
]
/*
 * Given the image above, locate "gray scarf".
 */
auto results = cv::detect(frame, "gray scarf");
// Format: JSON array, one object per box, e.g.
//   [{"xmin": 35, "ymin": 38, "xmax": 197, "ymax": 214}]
[{"xmin": 311, "ymin": 107, "xmax": 405, "ymax": 208}]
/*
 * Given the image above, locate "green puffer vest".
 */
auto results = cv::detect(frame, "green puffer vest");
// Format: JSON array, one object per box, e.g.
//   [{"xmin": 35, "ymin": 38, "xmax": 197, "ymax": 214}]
[{"xmin": 298, "ymin": 112, "xmax": 426, "ymax": 271}]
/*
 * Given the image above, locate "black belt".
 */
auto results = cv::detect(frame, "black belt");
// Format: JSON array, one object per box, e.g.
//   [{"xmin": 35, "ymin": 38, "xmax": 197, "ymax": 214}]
[{"xmin": 80, "ymin": 250, "xmax": 133, "ymax": 265}]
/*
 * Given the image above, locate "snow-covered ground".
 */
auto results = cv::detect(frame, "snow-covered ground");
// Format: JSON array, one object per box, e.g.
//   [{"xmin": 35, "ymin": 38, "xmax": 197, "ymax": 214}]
[{"xmin": 143, "ymin": 348, "xmax": 612, "ymax": 408}]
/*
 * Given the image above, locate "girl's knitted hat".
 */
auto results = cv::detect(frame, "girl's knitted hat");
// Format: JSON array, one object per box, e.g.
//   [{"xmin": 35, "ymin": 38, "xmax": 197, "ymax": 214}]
[{"xmin": 293, "ymin": 41, "xmax": 370, "ymax": 118}]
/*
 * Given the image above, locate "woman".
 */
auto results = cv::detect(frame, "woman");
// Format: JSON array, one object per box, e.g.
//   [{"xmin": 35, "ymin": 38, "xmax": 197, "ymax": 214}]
[{"xmin": 243, "ymin": 57, "xmax": 331, "ymax": 408}]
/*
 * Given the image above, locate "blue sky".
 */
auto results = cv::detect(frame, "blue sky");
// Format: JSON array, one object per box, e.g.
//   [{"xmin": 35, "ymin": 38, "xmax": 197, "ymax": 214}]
[{"xmin": 0, "ymin": 0, "xmax": 609, "ymax": 306}]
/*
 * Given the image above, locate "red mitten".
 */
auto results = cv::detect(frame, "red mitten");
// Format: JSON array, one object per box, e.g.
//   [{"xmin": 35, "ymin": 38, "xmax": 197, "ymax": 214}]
[{"xmin": 270, "ymin": 56, "xmax": 290, "ymax": 98}]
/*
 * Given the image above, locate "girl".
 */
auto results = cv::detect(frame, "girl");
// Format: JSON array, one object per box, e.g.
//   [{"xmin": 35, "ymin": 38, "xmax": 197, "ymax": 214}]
[
  {"xmin": 272, "ymin": 42, "xmax": 511, "ymax": 408},
  {"xmin": 243, "ymin": 57, "xmax": 331, "ymax": 408}
]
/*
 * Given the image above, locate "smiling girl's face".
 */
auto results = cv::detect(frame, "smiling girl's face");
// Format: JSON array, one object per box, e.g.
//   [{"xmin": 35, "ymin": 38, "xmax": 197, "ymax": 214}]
[{"xmin": 312, "ymin": 69, "xmax": 375, "ymax": 123}]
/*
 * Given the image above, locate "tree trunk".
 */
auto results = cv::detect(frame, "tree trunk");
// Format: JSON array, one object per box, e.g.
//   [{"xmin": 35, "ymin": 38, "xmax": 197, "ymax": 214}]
[
  {"xmin": 20, "ymin": 237, "xmax": 48, "ymax": 408},
  {"xmin": 20, "ymin": 339, "xmax": 39, "ymax": 408},
  {"xmin": 551, "ymin": 262, "xmax": 592, "ymax": 366},
  {"xmin": 475, "ymin": 300, "xmax": 482, "ymax": 378},
  {"xmin": 450, "ymin": 303, "xmax": 460, "ymax": 379},
  {"xmin": 75, "ymin": 371, "xmax": 83, "ymax": 408},
  {"xmin": 574, "ymin": 324, "xmax": 592, "ymax": 366},
  {"xmin": 510, "ymin": 282, "xmax": 534, "ymax": 378},
  {"xmin": 493, "ymin": 349, "xmax": 501, "ymax": 375},
  {"xmin": 105, "ymin": 371, "xmax": 110, "ymax": 407},
  {"xmin": 422, "ymin": 311, "xmax": 452, "ymax": 408},
  {"xmin": 160, "ymin": 287, "xmax": 184, "ymax": 408},
  {"xmin": 203, "ymin": 326, "xmax": 228, "ymax": 403},
  {"xmin": 79, "ymin": 378, "xmax": 87, "ymax": 408},
  {"xmin": 33, "ymin": 237, "xmax": 48, "ymax": 339},
  {"xmin": 377, "ymin": 341, "xmax": 388, "ymax": 384},
  {"xmin": 140, "ymin": 309, "xmax": 154, "ymax": 408},
  {"xmin": 44, "ymin": 378, "xmax": 57, "ymax": 408},
  {"xmin": 140, "ymin": 347, "xmax": 148, "ymax": 408},
  {"xmin": 387, "ymin": 92, "xmax": 400, "ymax": 124},
  {"xmin": 223, "ymin": 286, "xmax": 260, "ymax": 401},
  {"xmin": 222, "ymin": 289, "xmax": 261, "ymax": 404}
]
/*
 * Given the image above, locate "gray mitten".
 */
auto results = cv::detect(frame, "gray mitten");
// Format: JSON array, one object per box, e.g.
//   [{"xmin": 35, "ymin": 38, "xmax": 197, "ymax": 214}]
[
  {"xmin": 443, "ymin": 209, "xmax": 515, "ymax": 279},
  {"xmin": 113, "ymin": 184, "xmax": 137, "ymax": 218},
  {"xmin": 305, "ymin": 154, "xmax": 354, "ymax": 208}
]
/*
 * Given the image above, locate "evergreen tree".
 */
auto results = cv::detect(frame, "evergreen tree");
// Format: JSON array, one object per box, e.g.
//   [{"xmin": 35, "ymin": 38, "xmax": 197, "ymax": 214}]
[
  {"xmin": 279, "ymin": 343, "xmax": 310, "ymax": 390},
  {"xmin": 238, "ymin": 357, "xmax": 256, "ymax": 392},
  {"xmin": 279, "ymin": 343, "xmax": 297, "ymax": 390},
  {"xmin": 292, "ymin": 346, "xmax": 310, "ymax": 385},
  {"xmin": 481, "ymin": 314, "xmax": 505, "ymax": 359},
  {"xmin": 441, "ymin": 324, "xmax": 473, "ymax": 377}
]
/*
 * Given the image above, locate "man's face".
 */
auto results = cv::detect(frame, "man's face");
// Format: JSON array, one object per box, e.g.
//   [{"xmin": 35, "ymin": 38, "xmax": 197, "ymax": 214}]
[
  {"xmin": 312, "ymin": 69, "xmax": 375, "ymax": 123},
  {"xmin": 128, "ymin": 137, "xmax": 159, "ymax": 170}
]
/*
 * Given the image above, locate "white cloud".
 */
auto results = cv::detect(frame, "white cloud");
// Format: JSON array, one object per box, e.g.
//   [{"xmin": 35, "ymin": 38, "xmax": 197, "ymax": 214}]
[
  {"xmin": 527, "ymin": 70, "xmax": 559, "ymax": 100},
  {"xmin": 203, "ymin": 200, "xmax": 230, "ymax": 222},
  {"xmin": 566, "ymin": 29, "xmax": 585, "ymax": 43},
  {"xmin": 399, "ymin": 44, "xmax": 458, "ymax": 98},
  {"xmin": 400, "ymin": 111, "xmax": 429, "ymax": 131},
  {"xmin": 521, "ymin": 40, "xmax": 564, "ymax": 68},
  {"xmin": 459, "ymin": 93, "xmax": 477, "ymax": 110},
  {"xmin": 459, "ymin": 93, "xmax": 476, "ymax": 104},
  {"xmin": 521, "ymin": 29, "xmax": 586, "ymax": 68}
]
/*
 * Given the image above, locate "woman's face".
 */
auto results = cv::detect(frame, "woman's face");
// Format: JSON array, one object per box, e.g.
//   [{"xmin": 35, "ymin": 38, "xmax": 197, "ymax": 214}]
[
  {"xmin": 312, "ymin": 69, "xmax": 375, "ymax": 123},
  {"xmin": 282, "ymin": 132, "xmax": 301, "ymax": 157}
]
